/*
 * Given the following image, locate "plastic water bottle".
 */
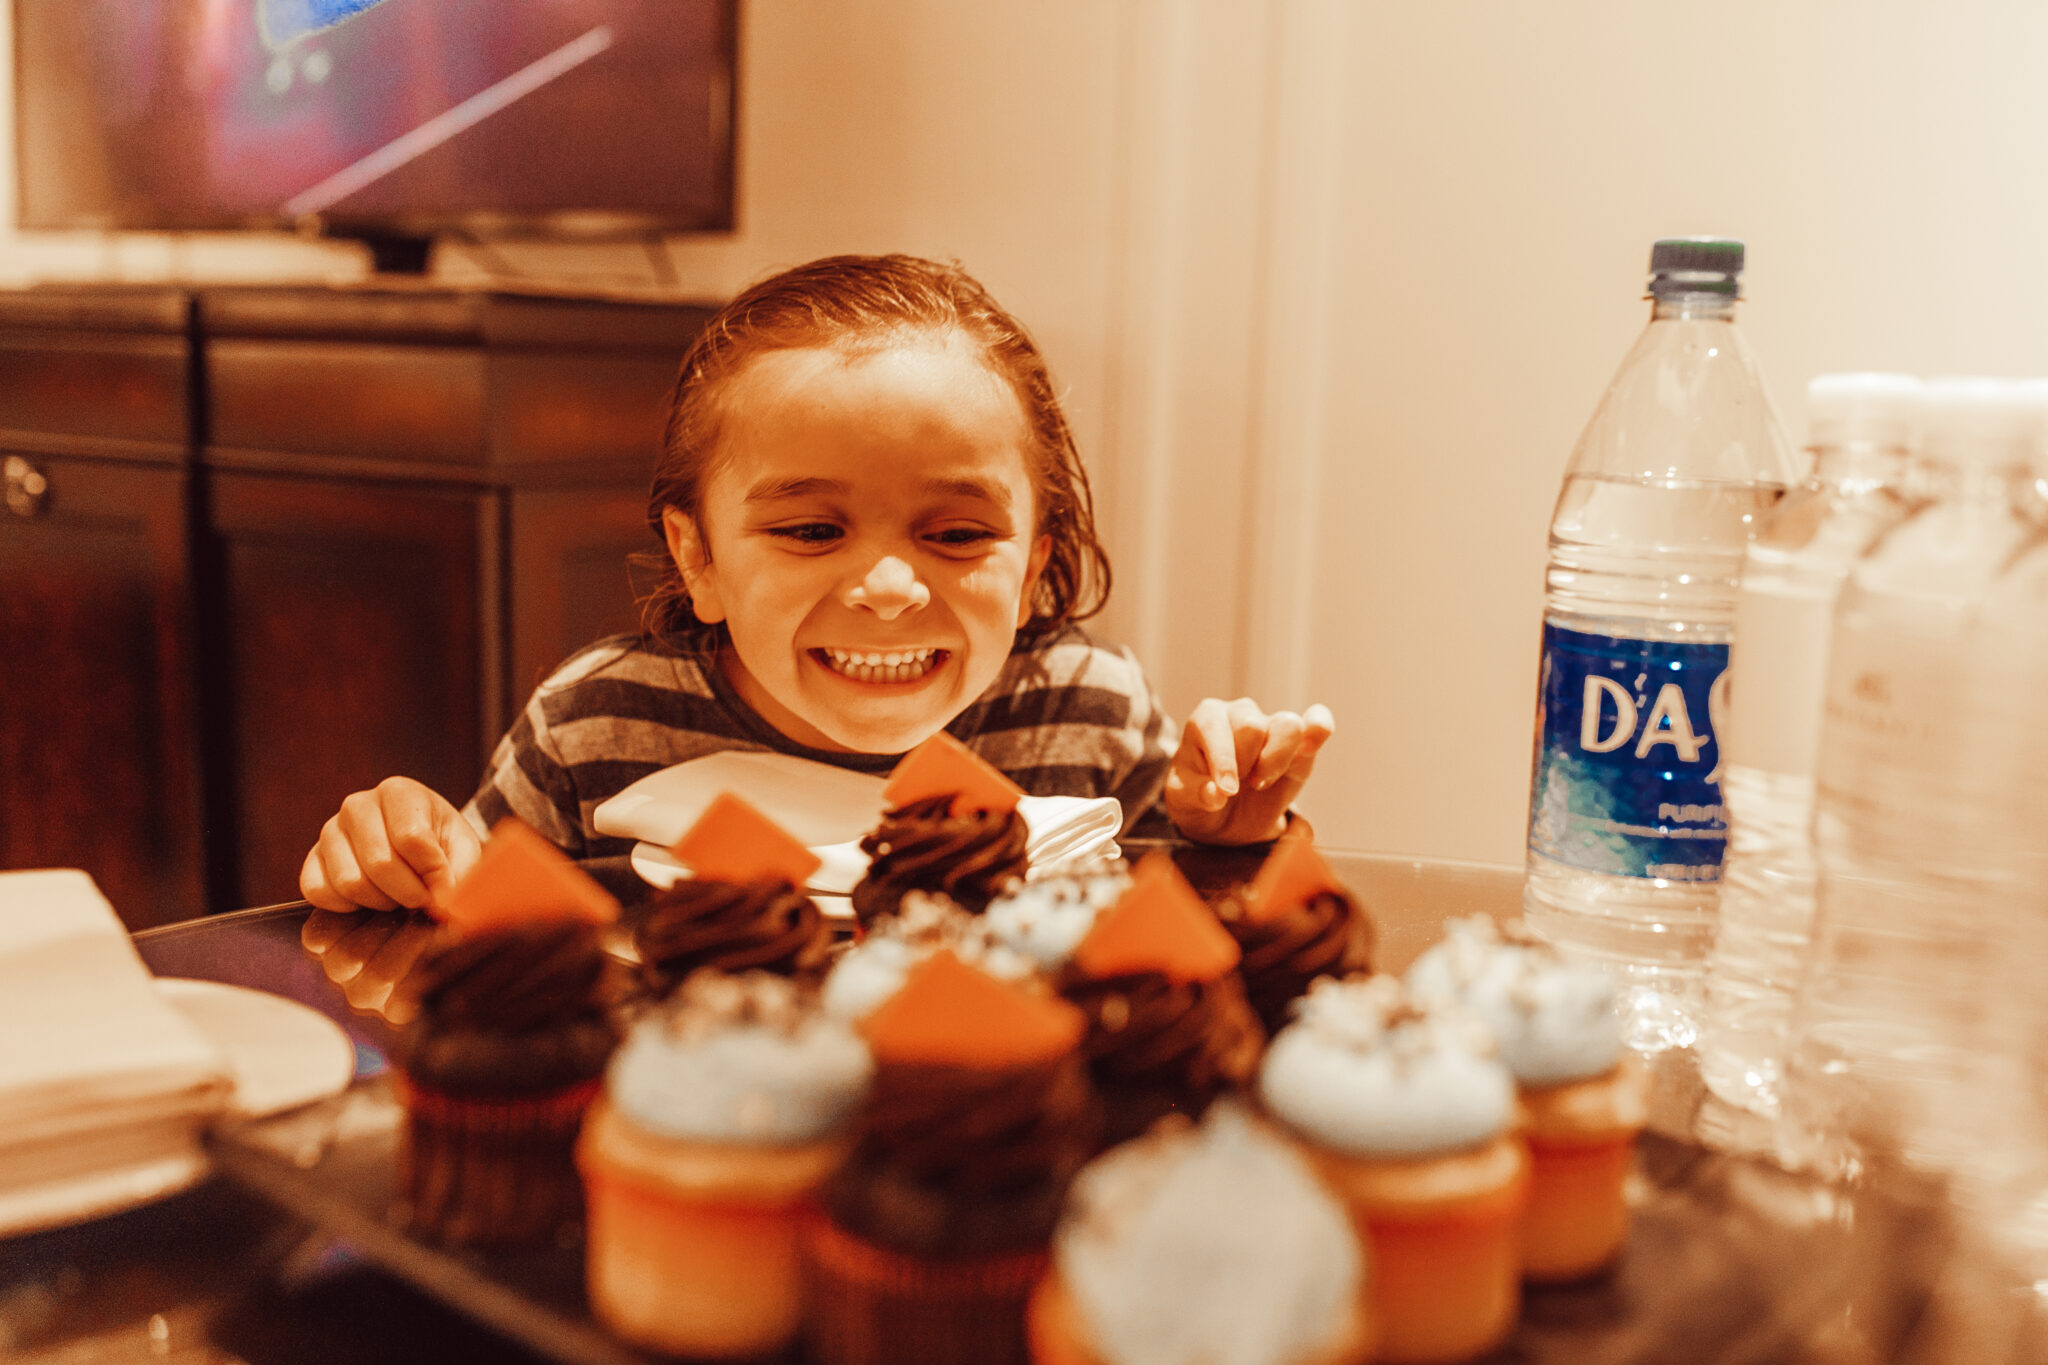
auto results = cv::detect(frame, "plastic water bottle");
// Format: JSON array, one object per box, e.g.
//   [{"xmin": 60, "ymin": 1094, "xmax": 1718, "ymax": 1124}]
[
  {"xmin": 1777, "ymin": 378, "xmax": 2043, "ymax": 1181},
  {"xmin": 1524, "ymin": 238, "xmax": 1799, "ymax": 1135},
  {"xmin": 1946, "ymin": 417, "xmax": 2048, "ymax": 1246},
  {"xmin": 1693, "ymin": 374, "xmax": 1918, "ymax": 1155}
]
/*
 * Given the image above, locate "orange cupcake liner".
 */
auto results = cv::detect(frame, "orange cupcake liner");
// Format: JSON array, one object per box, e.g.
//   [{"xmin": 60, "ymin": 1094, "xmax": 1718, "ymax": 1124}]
[
  {"xmin": 584, "ymin": 1171, "xmax": 814, "ymax": 1357},
  {"xmin": 1340, "ymin": 1159, "xmax": 1528, "ymax": 1365},
  {"xmin": 1520, "ymin": 1131, "xmax": 1635, "ymax": 1283}
]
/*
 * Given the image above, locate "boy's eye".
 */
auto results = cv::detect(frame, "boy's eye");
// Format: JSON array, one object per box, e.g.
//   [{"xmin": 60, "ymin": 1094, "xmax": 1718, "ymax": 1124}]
[
  {"xmin": 767, "ymin": 523, "xmax": 843, "ymax": 545},
  {"xmin": 927, "ymin": 527, "xmax": 999, "ymax": 550}
]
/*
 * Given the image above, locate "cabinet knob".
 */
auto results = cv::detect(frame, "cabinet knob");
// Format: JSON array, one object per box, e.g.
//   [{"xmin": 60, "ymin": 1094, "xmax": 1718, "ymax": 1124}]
[{"xmin": 4, "ymin": 456, "xmax": 48, "ymax": 518}]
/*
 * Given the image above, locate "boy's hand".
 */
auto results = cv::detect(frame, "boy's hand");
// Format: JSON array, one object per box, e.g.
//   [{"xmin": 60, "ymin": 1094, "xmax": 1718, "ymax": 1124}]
[
  {"xmin": 1163, "ymin": 699, "xmax": 1335, "ymax": 845},
  {"xmin": 299, "ymin": 776, "xmax": 483, "ymax": 912}
]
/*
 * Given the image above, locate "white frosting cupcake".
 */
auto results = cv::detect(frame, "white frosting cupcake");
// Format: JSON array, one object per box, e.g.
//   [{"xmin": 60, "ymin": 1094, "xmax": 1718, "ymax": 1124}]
[
  {"xmin": 608, "ymin": 972, "xmax": 871, "ymax": 1146},
  {"xmin": 1054, "ymin": 1103, "xmax": 1364, "ymax": 1365},
  {"xmin": 1258, "ymin": 975, "xmax": 1514, "ymax": 1159},
  {"xmin": 1406, "ymin": 916, "xmax": 1621, "ymax": 1088},
  {"xmin": 981, "ymin": 867, "xmax": 1132, "ymax": 970},
  {"xmin": 819, "ymin": 893, "xmax": 1036, "ymax": 1021}
]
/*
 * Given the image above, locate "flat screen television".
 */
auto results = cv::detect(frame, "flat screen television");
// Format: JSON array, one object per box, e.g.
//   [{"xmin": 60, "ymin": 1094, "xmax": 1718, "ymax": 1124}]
[{"xmin": 13, "ymin": 0, "xmax": 736, "ymax": 268}]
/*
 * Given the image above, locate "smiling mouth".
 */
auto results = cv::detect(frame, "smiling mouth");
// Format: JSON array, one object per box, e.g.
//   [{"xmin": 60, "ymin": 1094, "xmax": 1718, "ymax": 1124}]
[{"xmin": 814, "ymin": 647, "xmax": 947, "ymax": 684}]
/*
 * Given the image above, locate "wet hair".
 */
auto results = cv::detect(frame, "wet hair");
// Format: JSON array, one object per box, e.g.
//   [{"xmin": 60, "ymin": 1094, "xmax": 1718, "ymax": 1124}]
[{"xmin": 640, "ymin": 254, "xmax": 1111, "ymax": 645}]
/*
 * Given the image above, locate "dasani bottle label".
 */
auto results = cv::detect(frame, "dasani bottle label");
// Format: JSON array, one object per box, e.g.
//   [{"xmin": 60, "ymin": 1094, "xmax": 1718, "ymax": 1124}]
[{"xmin": 1529, "ymin": 623, "xmax": 1730, "ymax": 880}]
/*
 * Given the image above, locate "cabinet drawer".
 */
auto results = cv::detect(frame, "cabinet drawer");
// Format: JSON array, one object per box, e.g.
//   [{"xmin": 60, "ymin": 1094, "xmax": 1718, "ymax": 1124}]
[
  {"xmin": 0, "ymin": 332, "xmax": 189, "ymax": 453},
  {"xmin": 209, "ymin": 338, "xmax": 488, "ymax": 464}
]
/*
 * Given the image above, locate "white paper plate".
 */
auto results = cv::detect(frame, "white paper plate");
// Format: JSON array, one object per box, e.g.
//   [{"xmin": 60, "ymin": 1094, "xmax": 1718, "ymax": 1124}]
[
  {"xmin": 0, "ymin": 1141, "xmax": 209, "ymax": 1239},
  {"xmin": 629, "ymin": 842, "xmax": 857, "ymax": 919},
  {"xmin": 0, "ymin": 980, "xmax": 355, "ymax": 1238},
  {"xmin": 156, "ymin": 978, "xmax": 357, "ymax": 1120},
  {"xmin": 595, "ymin": 751, "xmax": 889, "ymax": 851}
]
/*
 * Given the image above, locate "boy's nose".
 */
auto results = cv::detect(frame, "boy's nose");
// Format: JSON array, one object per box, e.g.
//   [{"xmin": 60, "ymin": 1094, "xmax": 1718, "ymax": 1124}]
[{"xmin": 844, "ymin": 555, "xmax": 930, "ymax": 619}]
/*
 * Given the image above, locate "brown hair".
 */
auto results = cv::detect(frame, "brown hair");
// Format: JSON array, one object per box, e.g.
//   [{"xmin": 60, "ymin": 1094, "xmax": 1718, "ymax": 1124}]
[{"xmin": 640, "ymin": 254, "xmax": 1111, "ymax": 644}]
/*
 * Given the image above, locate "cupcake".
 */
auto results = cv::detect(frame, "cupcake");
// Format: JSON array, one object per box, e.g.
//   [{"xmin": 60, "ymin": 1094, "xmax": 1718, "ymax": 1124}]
[
  {"xmin": 1029, "ymin": 1102, "xmax": 1372, "ymax": 1365},
  {"xmin": 578, "ymin": 970, "xmax": 871, "ymax": 1358},
  {"xmin": 982, "ymin": 866, "xmax": 1132, "ymax": 973},
  {"xmin": 1057, "ymin": 853, "xmax": 1265, "ymax": 1148},
  {"xmin": 1214, "ymin": 831, "xmax": 1375, "ymax": 1036},
  {"xmin": 851, "ymin": 732, "xmax": 1030, "ymax": 926},
  {"xmin": 1258, "ymin": 975, "xmax": 1526, "ymax": 1365},
  {"xmin": 805, "ymin": 950, "xmax": 1100, "ymax": 1365},
  {"xmin": 1407, "ymin": 914, "xmax": 1645, "ymax": 1281},
  {"xmin": 821, "ymin": 892, "xmax": 1038, "ymax": 1024},
  {"xmin": 632, "ymin": 792, "xmax": 834, "ymax": 997},
  {"xmin": 392, "ymin": 819, "xmax": 622, "ymax": 1247}
]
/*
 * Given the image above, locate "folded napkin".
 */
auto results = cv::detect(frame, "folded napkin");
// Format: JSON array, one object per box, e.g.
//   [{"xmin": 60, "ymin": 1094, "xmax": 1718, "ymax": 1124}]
[
  {"xmin": 0, "ymin": 871, "xmax": 229, "ymax": 1155},
  {"xmin": 596, "ymin": 752, "xmax": 1123, "ymax": 894}
]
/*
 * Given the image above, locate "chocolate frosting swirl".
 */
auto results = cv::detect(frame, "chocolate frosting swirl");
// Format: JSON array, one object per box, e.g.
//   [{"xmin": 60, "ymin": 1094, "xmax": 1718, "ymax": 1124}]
[
  {"xmin": 1217, "ymin": 888, "xmax": 1376, "ymax": 1036},
  {"xmin": 825, "ymin": 1053, "xmax": 1099, "ymax": 1257},
  {"xmin": 632, "ymin": 878, "xmax": 831, "ymax": 995},
  {"xmin": 394, "ymin": 921, "xmax": 621, "ymax": 1094},
  {"xmin": 1058, "ymin": 970, "xmax": 1266, "ymax": 1149},
  {"xmin": 850, "ymin": 794, "xmax": 1030, "ymax": 926}
]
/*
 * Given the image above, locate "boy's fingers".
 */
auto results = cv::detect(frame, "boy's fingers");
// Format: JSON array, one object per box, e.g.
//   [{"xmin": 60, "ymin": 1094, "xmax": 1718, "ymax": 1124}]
[
  {"xmin": 1249, "ymin": 705, "xmax": 1337, "ymax": 790},
  {"xmin": 1183, "ymin": 700, "xmax": 1242, "ymax": 797},
  {"xmin": 1247, "ymin": 711, "xmax": 1309, "ymax": 791},
  {"xmin": 1287, "ymin": 706, "xmax": 1336, "ymax": 778},
  {"xmin": 336, "ymin": 784, "xmax": 432, "ymax": 911},
  {"xmin": 1164, "ymin": 759, "xmax": 1226, "ymax": 815},
  {"xmin": 300, "ymin": 847, "xmax": 351, "ymax": 914},
  {"xmin": 376, "ymin": 780, "xmax": 480, "ymax": 908},
  {"xmin": 309, "ymin": 819, "xmax": 399, "ymax": 912},
  {"xmin": 431, "ymin": 811, "xmax": 485, "ymax": 902}
]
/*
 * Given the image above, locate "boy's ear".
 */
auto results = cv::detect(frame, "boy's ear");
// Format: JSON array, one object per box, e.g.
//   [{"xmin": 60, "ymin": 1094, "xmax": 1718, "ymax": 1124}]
[
  {"xmin": 1016, "ymin": 533, "xmax": 1053, "ymax": 628},
  {"xmin": 662, "ymin": 508, "xmax": 726, "ymax": 624}
]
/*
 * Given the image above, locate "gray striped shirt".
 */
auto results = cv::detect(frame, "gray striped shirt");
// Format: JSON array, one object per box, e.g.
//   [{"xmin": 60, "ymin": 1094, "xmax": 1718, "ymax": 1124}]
[{"xmin": 465, "ymin": 625, "xmax": 1174, "ymax": 866}]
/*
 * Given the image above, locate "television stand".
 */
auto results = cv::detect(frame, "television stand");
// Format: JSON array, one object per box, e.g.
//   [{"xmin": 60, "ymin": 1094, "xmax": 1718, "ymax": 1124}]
[
  {"xmin": 344, "ymin": 230, "xmax": 435, "ymax": 275},
  {"xmin": 0, "ymin": 281, "xmax": 717, "ymax": 924}
]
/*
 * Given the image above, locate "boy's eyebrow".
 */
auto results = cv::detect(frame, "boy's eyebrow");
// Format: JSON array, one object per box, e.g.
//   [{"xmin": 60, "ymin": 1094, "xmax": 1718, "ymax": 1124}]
[
  {"xmin": 922, "ymin": 476, "xmax": 1013, "ymax": 509},
  {"xmin": 744, "ymin": 476, "xmax": 848, "ymax": 502},
  {"xmin": 742, "ymin": 475, "xmax": 1014, "ymax": 508}
]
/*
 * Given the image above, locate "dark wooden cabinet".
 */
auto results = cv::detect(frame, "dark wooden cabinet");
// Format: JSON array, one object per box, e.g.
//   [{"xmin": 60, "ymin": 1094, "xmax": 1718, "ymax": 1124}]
[
  {"xmin": 0, "ymin": 455, "xmax": 206, "ymax": 929},
  {"xmin": 0, "ymin": 284, "xmax": 712, "ymax": 924},
  {"xmin": 207, "ymin": 470, "xmax": 488, "ymax": 910}
]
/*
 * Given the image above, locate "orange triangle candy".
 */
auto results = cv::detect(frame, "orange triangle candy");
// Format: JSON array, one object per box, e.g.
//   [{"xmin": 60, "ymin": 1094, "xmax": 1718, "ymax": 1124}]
[
  {"xmin": 883, "ymin": 731, "xmax": 1023, "ymax": 818},
  {"xmin": 861, "ymin": 950, "xmax": 1085, "ymax": 1067},
  {"xmin": 437, "ymin": 818, "xmax": 619, "ymax": 933},
  {"xmin": 669, "ymin": 792, "xmax": 822, "ymax": 887},
  {"xmin": 1243, "ymin": 828, "xmax": 1345, "ymax": 925},
  {"xmin": 1073, "ymin": 851, "xmax": 1240, "ymax": 983}
]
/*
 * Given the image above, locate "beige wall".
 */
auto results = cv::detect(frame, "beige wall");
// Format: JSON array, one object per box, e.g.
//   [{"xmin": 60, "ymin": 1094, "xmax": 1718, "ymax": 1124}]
[
  {"xmin": 9, "ymin": 0, "xmax": 2048, "ymax": 864},
  {"xmin": 1292, "ymin": 2, "xmax": 2048, "ymax": 864}
]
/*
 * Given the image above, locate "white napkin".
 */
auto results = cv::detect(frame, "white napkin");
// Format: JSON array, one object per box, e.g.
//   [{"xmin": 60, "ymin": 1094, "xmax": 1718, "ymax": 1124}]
[
  {"xmin": 0, "ymin": 870, "xmax": 229, "ymax": 1173},
  {"xmin": 597, "ymin": 752, "xmax": 1123, "ymax": 894}
]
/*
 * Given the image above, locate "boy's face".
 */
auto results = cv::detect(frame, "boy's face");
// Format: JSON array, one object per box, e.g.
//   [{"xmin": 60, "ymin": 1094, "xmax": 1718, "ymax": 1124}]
[{"xmin": 665, "ymin": 337, "xmax": 1052, "ymax": 755}]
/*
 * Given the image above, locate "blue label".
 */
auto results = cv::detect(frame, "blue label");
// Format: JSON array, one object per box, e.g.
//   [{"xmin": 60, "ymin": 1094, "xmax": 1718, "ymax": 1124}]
[
  {"xmin": 1528, "ymin": 623, "xmax": 1730, "ymax": 881},
  {"xmin": 260, "ymin": 0, "xmax": 395, "ymax": 50}
]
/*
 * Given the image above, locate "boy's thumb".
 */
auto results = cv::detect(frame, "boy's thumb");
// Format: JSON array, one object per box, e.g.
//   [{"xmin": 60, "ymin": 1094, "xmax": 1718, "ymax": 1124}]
[{"xmin": 423, "ymin": 818, "xmax": 485, "ymax": 908}]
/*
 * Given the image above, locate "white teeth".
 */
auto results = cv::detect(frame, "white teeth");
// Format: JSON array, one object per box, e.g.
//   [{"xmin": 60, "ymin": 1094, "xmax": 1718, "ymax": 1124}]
[{"xmin": 818, "ymin": 647, "xmax": 940, "ymax": 683}]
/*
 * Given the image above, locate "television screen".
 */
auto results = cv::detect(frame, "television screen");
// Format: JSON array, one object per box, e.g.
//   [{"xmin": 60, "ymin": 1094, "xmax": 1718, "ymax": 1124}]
[{"xmin": 13, "ymin": 0, "xmax": 735, "ymax": 236}]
